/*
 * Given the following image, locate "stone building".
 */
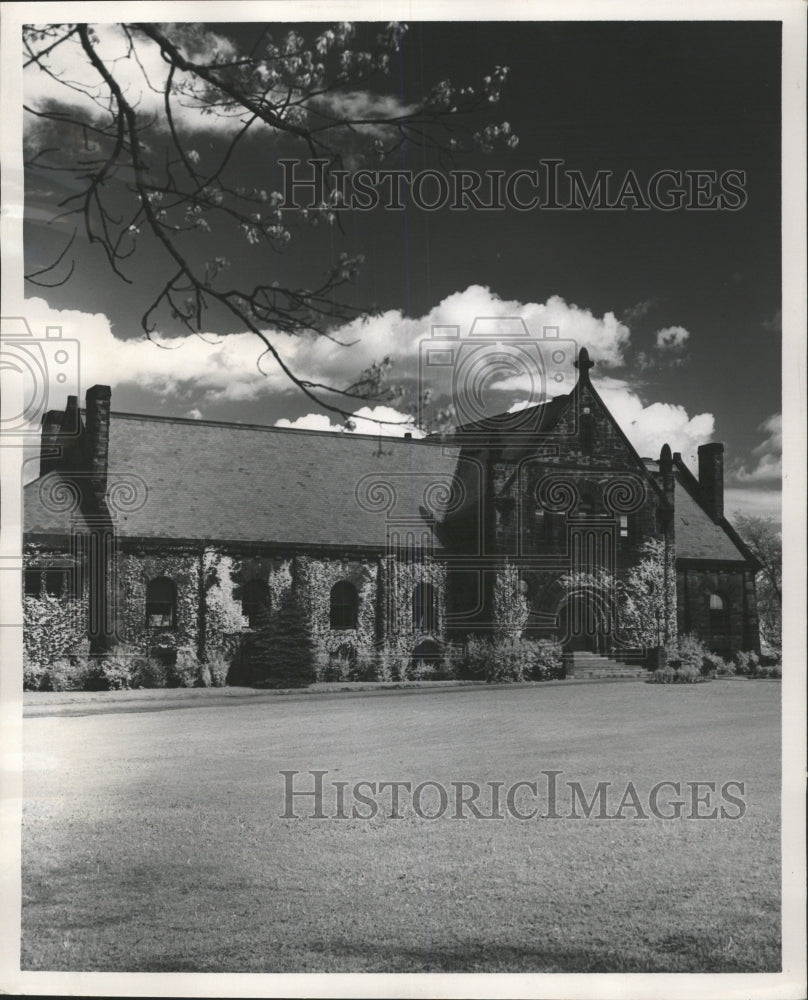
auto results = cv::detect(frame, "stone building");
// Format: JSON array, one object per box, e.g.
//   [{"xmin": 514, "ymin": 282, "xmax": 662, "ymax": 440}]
[{"xmin": 22, "ymin": 349, "xmax": 760, "ymax": 676}]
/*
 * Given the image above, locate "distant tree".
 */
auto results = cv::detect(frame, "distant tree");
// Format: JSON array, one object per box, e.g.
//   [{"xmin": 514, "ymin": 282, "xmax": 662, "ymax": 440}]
[
  {"xmin": 24, "ymin": 22, "xmax": 515, "ymax": 421},
  {"xmin": 733, "ymin": 513, "xmax": 782, "ymax": 655}
]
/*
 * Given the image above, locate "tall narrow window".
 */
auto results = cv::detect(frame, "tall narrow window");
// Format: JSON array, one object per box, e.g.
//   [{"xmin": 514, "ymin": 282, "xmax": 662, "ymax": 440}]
[
  {"xmin": 241, "ymin": 579, "xmax": 270, "ymax": 628},
  {"xmin": 146, "ymin": 577, "xmax": 177, "ymax": 628},
  {"xmin": 619, "ymin": 515, "xmax": 629, "ymax": 539},
  {"xmin": 708, "ymin": 593, "xmax": 726, "ymax": 632},
  {"xmin": 580, "ymin": 412, "xmax": 595, "ymax": 455},
  {"xmin": 330, "ymin": 580, "xmax": 358, "ymax": 630},
  {"xmin": 413, "ymin": 582, "xmax": 437, "ymax": 633}
]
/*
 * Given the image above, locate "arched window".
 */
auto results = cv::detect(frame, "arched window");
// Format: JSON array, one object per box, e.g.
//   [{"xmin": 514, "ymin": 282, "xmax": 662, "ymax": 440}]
[
  {"xmin": 330, "ymin": 580, "xmax": 358, "ymax": 630},
  {"xmin": 241, "ymin": 579, "xmax": 270, "ymax": 628},
  {"xmin": 413, "ymin": 582, "xmax": 437, "ymax": 633},
  {"xmin": 146, "ymin": 577, "xmax": 176, "ymax": 628},
  {"xmin": 708, "ymin": 592, "xmax": 726, "ymax": 632}
]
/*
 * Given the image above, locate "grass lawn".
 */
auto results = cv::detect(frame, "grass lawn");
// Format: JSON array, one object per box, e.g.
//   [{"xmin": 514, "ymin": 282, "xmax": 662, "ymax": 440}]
[{"xmin": 22, "ymin": 680, "xmax": 780, "ymax": 972}]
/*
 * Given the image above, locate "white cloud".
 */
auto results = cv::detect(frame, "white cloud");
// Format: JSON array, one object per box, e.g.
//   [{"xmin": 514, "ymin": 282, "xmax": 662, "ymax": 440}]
[
  {"xmin": 734, "ymin": 413, "xmax": 782, "ymax": 483},
  {"xmin": 594, "ymin": 377, "xmax": 714, "ymax": 460},
  {"xmin": 276, "ymin": 404, "xmax": 424, "ymax": 437},
  {"xmin": 274, "ymin": 412, "xmax": 341, "ymax": 432},
  {"xmin": 310, "ymin": 91, "xmax": 416, "ymax": 138},
  {"xmin": 18, "ymin": 289, "xmax": 712, "ymax": 455},
  {"xmin": 24, "ymin": 25, "xmax": 416, "ymax": 152},
  {"xmin": 655, "ymin": 325, "xmax": 690, "ymax": 351},
  {"xmin": 21, "ymin": 286, "xmax": 632, "ymax": 414},
  {"xmin": 25, "ymin": 24, "xmax": 246, "ymax": 136}
]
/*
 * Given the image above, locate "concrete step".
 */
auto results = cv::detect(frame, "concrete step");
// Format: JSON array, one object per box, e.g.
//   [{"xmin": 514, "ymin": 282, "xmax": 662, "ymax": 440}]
[{"xmin": 568, "ymin": 651, "xmax": 647, "ymax": 679}]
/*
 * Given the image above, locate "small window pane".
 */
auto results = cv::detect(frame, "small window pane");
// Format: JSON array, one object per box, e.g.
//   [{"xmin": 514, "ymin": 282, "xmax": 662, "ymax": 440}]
[
  {"xmin": 242, "ymin": 580, "xmax": 270, "ymax": 628},
  {"xmin": 24, "ymin": 570, "xmax": 40, "ymax": 597},
  {"xmin": 146, "ymin": 577, "xmax": 177, "ymax": 629},
  {"xmin": 413, "ymin": 582, "xmax": 437, "ymax": 633},
  {"xmin": 330, "ymin": 581, "xmax": 358, "ymax": 630},
  {"xmin": 44, "ymin": 570, "xmax": 66, "ymax": 596}
]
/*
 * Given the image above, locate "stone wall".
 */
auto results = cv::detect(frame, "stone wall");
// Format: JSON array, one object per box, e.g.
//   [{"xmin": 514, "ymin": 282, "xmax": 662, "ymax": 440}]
[
  {"xmin": 678, "ymin": 566, "xmax": 759, "ymax": 656},
  {"xmin": 23, "ymin": 544, "xmax": 89, "ymax": 663}
]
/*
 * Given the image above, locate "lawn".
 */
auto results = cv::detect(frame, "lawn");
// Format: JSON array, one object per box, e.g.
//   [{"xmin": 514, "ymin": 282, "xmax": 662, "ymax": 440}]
[{"xmin": 22, "ymin": 679, "xmax": 780, "ymax": 972}]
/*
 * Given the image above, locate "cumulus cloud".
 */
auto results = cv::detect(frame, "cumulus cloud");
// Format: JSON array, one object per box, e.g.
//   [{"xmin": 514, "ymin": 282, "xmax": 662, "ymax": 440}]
[
  {"xmin": 593, "ymin": 378, "xmax": 713, "ymax": 460},
  {"xmin": 21, "ymin": 286, "xmax": 632, "ymax": 414},
  {"xmin": 496, "ymin": 375, "xmax": 715, "ymax": 462},
  {"xmin": 655, "ymin": 325, "xmax": 690, "ymax": 351},
  {"xmin": 276, "ymin": 405, "xmax": 423, "ymax": 437},
  {"xmin": 18, "ymin": 289, "xmax": 714, "ymax": 454},
  {"xmin": 25, "ymin": 24, "xmax": 245, "ymax": 136},
  {"xmin": 734, "ymin": 413, "xmax": 782, "ymax": 483}
]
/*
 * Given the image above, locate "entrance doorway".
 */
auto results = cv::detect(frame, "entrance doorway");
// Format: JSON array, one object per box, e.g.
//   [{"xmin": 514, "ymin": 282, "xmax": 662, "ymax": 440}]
[{"xmin": 559, "ymin": 593, "xmax": 609, "ymax": 654}]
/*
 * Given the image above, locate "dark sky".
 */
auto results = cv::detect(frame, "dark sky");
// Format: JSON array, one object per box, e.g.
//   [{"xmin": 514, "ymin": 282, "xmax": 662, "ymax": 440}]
[{"xmin": 24, "ymin": 20, "xmax": 782, "ymax": 474}]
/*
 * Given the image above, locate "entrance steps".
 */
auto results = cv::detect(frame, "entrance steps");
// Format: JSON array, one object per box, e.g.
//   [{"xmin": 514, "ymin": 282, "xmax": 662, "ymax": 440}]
[{"xmin": 567, "ymin": 651, "xmax": 648, "ymax": 679}]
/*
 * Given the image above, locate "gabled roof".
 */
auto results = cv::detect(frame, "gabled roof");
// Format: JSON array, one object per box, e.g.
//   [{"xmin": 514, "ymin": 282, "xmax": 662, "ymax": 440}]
[
  {"xmin": 643, "ymin": 459, "xmax": 753, "ymax": 564},
  {"xmin": 451, "ymin": 393, "xmax": 572, "ymax": 444},
  {"xmin": 24, "ymin": 412, "xmax": 459, "ymax": 551}
]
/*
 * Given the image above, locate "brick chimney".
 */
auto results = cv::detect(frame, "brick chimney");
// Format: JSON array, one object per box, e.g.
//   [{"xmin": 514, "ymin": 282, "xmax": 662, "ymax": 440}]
[
  {"xmin": 39, "ymin": 410, "xmax": 64, "ymax": 478},
  {"xmin": 698, "ymin": 442, "xmax": 724, "ymax": 522},
  {"xmin": 84, "ymin": 384, "xmax": 112, "ymax": 499}
]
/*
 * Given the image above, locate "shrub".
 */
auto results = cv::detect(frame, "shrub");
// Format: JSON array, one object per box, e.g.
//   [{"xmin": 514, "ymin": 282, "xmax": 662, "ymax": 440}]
[
  {"xmin": 667, "ymin": 633, "xmax": 710, "ymax": 672},
  {"xmin": 460, "ymin": 635, "xmax": 490, "ymax": 680},
  {"xmin": 166, "ymin": 649, "xmax": 198, "ymax": 688},
  {"xmin": 42, "ymin": 656, "xmax": 93, "ymax": 691},
  {"xmin": 96, "ymin": 647, "xmax": 137, "ymax": 690},
  {"xmin": 23, "ymin": 651, "xmax": 46, "ymax": 691},
  {"xmin": 323, "ymin": 651, "xmax": 354, "ymax": 682},
  {"xmin": 23, "ymin": 650, "xmax": 96, "ymax": 691},
  {"xmin": 734, "ymin": 649, "xmax": 760, "ymax": 676},
  {"xmin": 751, "ymin": 662, "xmax": 782, "ymax": 679},
  {"xmin": 131, "ymin": 656, "xmax": 169, "ymax": 688},
  {"xmin": 647, "ymin": 663, "xmax": 705, "ymax": 684},
  {"xmin": 204, "ymin": 648, "xmax": 231, "ymax": 687},
  {"xmin": 701, "ymin": 652, "xmax": 728, "ymax": 676},
  {"xmin": 372, "ymin": 646, "xmax": 395, "ymax": 682},
  {"xmin": 436, "ymin": 645, "xmax": 463, "ymax": 680},
  {"xmin": 529, "ymin": 638, "xmax": 564, "ymax": 680},
  {"xmin": 349, "ymin": 648, "xmax": 373, "ymax": 682},
  {"xmin": 485, "ymin": 636, "xmax": 530, "ymax": 683},
  {"xmin": 459, "ymin": 635, "xmax": 563, "ymax": 683}
]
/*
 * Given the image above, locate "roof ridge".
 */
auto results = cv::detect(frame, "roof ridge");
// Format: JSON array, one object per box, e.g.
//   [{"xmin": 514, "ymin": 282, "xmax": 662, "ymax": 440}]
[{"xmin": 97, "ymin": 408, "xmax": 451, "ymax": 445}]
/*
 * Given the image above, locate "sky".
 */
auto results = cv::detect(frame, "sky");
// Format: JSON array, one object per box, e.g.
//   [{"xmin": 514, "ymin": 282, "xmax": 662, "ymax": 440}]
[{"xmin": 20, "ymin": 19, "xmax": 782, "ymax": 520}]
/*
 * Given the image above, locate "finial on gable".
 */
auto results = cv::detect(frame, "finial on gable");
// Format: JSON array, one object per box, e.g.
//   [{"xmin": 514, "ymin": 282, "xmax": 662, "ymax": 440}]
[{"xmin": 574, "ymin": 347, "xmax": 594, "ymax": 381}]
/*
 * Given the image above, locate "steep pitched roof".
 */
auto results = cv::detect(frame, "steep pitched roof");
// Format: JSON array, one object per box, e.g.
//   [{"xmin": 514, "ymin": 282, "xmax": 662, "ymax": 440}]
[
  {"xmin": 24, "ymin": 412, "xmax": 460, "ymax": 551},
  {"xmin": 643, "ymin": 459, "xmax": 753, "ymax": 564}
]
